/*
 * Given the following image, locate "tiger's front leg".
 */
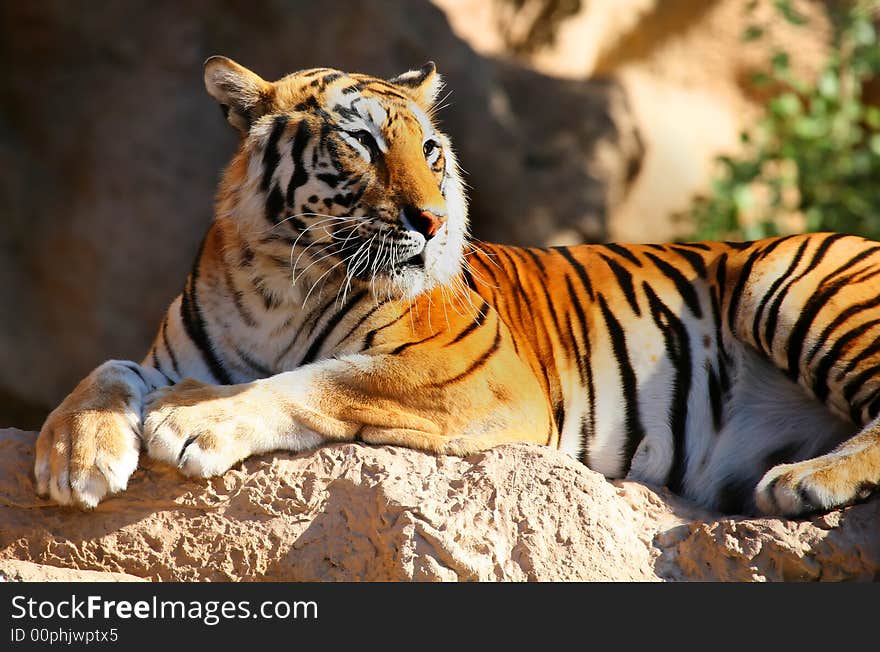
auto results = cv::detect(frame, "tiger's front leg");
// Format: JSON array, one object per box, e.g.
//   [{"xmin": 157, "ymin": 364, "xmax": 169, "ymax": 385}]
[
  {"xmin": 143, "ymin": 349, "xmax": 552, "ymax": 478},
  {"xmin": 34, "ymin": 360, "xmax": 169, "ymax": 507}
]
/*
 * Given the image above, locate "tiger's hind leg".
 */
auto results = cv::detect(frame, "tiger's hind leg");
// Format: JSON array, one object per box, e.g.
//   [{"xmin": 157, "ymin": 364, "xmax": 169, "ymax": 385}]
[
  {"xmin": 719, "ymin": 233, "xmax": 880, "ymax": 516},
  {"xmin": 755, "ymin": 423, "xmax": 880, "ymax": 515}
]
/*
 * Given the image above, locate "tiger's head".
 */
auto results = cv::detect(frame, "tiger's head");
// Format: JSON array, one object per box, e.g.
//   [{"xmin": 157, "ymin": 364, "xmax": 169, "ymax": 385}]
[{"xmin": 205, "ymin": 56, "xmax": 468, "ymax": 302}]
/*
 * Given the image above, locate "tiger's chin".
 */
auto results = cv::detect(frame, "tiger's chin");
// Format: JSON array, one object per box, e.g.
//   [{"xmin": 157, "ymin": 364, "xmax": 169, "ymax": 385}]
[{"xmin": 369, "ymin": 256, "xmax": 463, "ymax": 302}]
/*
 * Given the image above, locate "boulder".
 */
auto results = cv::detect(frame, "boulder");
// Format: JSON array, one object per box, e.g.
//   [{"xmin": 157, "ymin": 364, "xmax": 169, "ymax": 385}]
[{"xmin": 1, "ymin": 428, "xmax": 876, "ymax": 582}]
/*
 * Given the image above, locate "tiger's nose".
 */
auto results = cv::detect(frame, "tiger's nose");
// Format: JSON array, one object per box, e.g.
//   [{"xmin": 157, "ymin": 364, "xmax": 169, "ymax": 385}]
[{"xmin": 401, "ymin": 205, "xmax": 447, "ymax": 240}]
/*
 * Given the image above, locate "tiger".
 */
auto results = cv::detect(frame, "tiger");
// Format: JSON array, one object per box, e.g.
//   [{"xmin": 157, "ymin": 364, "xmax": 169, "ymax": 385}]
[{"xmin": 35, "ymin": 56, "xmax": 880, "ymax": 518}]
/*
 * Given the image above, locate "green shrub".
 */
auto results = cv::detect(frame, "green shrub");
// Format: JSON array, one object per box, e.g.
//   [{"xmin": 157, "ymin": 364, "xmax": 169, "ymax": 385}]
[{"xmin": 686, "ymin": 1, "xmax": 880, "ymax": 242}]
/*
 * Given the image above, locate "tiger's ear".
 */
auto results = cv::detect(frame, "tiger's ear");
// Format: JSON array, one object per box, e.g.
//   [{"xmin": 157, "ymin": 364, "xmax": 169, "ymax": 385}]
[
  {"xmin": 389, "ymin": 61, "xmax": 443, "ymax": 110},
  {"xmin": 204, "ymin": 56, "xmax": 275, "ymax": 133}
]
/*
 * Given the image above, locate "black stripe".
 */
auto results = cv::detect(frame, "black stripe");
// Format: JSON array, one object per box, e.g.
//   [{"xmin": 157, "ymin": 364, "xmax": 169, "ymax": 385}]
[
  {"xmin": 597, "ymin": 293, "xmax": 644, "ymax": 475},
  {"xmin": 553, "ymin": 403, "xmax": 565, "ymax": 446},
  {"xmin": 643, "ymin": 282, "xmax": 691, "ymax": 493},
  {"xmin": 234, "ymin": 345, "xmax": 273, "ymax": 377},
  {"xmin": 811, "ymin": 294, "xmax": 880, "ymax": 364},
  {"xmin": 563, "ymin": 307, "xmax": 588, "ymax": 398},
  {"xmin": 723, "ymin": 241, "xmax": 751, "ymax": 250},
  {"xmin": 563, "ymin": 275, "xmax": 592, "ymax": 387},
  {"xmin": 514, "ymin": 247, "xmax": 568, "ymax": 354},
  {"xmin": 554, "ymin": 247, "xmax": 595, "ymax": 300},
  {"xmin": 428, "ymin": 320, "xmax": 501, "ymax": 387},
  {"xmin": 764, "ymin": 237, "xmax": 839, "ymax": 352},
  {"xmin": 286, "ymin": 120, "xmax": 311, "ymax": 207},
  {"xmin": 727, "ymin": 241, "xmax": 780, "ymax": 332},
  {"xmin": 844, "ymin": 364, "xmax": 880, "ymax": 405},
  {"xmin": 840, "ymin": 336, "xmax": 880, "ymax": 380},
  {"xmin": 849, "ymin": 377, "xmax": 880, "ymax": 423},
  {"xmin": 363, "ymin": 311, "xmax": 409, "ymax": 349},
  {"xmin": 644, "ymin": 252, "xmax": 703, "ymax": 318},
  {"xmin": 161, "ymin": 318, "xmax": 181, "ymax": 378},
  {"xmin": 299, "ymin": 290, "xmax": 368, "ymax": 366},
  {"xmin": 812, "ymin": 319, "xmax": 880, "ymax": 403},
  {"xmin": 303, "ymin": 295, "xmax": 344, "ymax": 340},
  {"xmin": 675, "ymin": 242, "xmax": 712, "ymax": 251},
  {"xmin": 494, "ymin": 248, "xmax": 534, "ymax": 341},
  {"xmin": 447, "ymin": 299, "xmax": 490, "ymax": 345},
  {"xmin": 821, "ymin": 243, "xmax": 880, "ymax": 286},
  {"xmin": 712, "ymin": 252, "xmax": 730, "ymax": 365},
  {"xmin": 179, "ymin": 237, "xmax": 233, "ymax": 385},
  {"xmin": 252, "ymin": 276, "xmax": 281, "ymax": 310},
  {"xmin": 601, "ymin": 254, "xmax": 640, "ymax": 316},
  {"xmin": 265, "ymin": 184, "xmax": 284, "ymax": 225},
  {"xmin": 469, "ymin": 249, "xmax": 503, "ymax": 289},
  {"xmin": 522, "ymin": 247, "xmax": 548, "ymax": 275},
  {"xmin": 563, "ymin": 276, "xmax": 595, "ymax": 466},
  {"xmin": 602, "ymin": 243, "xmax": 643, "ymax": 267},
  {"xmin": 752, "ymin": 239, "xmax": 809, "ymax": 354},
  {"xmin": 390, "ymin": 331, "xmax": 444, "ymax": 355},
  {"xmin": 261, "ymin": 115, "xmax": 288, "ymax": 192},
  {"xmin": 224, "ymin": 266, "xmax": 257, "ymax": 328},
  {"xmin": 785, "ymin": 237, "xmax": 860, "ymax": 381},
  {"xmin": 461, "ymin": 267, "xmax": 478, "ymax": 292},
  {"xmin": 337, "ymin": 299, "xmax": 393, "ymax": 346},
  {"xmin": 669, "ymin": 245, "xmax": 708, "ymax": 278}
]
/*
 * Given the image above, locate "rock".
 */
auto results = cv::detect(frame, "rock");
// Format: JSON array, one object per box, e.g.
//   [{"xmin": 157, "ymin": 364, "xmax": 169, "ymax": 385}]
[
  {"xmin": 0, "ymin": 559, "xmax": 144, "ymax": 583},
  {"xmin": 1, "ymin": 428, "xmax": 876, "ymax": 581},
  {"xmin": 0, "ymin": 0, "xmax": 642, "ymax": 428}
]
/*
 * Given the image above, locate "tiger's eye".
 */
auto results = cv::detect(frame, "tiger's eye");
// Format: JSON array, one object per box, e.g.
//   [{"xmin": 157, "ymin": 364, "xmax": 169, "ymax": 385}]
[
  {"xmin": 351, "ymin": 130, "xmax": 377, "ymax": 152},
  {"xmin": 423, "ymin": 139, "xmax": 439, "ymax": 158}
]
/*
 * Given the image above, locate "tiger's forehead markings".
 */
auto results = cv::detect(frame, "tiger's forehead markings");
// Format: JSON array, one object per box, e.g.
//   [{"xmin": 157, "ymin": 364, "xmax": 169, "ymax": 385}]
[{"xmin": 325, "ymin": 82, "xmax": 391, "ymax": 152}]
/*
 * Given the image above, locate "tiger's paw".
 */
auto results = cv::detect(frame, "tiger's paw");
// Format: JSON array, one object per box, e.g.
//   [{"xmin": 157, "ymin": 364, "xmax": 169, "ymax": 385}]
[
  {"xmin": 34, "ymin": 362, "xmax": 146, "ymax": 508},
  {"xmin": 754, "ymin": 456, "xmax": 876, "ymax": 517},
  {"xmin": 143, "ymin": 380, "xmax": 257, "ymax": 478}
]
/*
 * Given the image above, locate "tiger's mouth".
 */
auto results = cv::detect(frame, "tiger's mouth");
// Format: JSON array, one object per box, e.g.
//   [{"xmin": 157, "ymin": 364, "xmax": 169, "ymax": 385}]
[
  {"xmin": 399, "ymin": 252, "xmax": 426, "ymax": 268},
  {"xmin": 347, "ymin": 244, "xmax": 426, "ymax": 281}
]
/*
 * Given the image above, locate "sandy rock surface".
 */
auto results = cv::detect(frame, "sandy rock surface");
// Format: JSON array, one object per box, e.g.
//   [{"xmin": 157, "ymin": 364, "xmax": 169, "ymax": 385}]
[{"xmin": 1, "ymin": 429, "xmax": 877, "ymax": 581}]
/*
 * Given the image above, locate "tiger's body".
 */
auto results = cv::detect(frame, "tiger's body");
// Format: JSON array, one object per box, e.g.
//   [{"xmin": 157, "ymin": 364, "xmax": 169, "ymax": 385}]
[{"xmin": 36, "ymin": 58, "xmax": 880, "ymax": 516}]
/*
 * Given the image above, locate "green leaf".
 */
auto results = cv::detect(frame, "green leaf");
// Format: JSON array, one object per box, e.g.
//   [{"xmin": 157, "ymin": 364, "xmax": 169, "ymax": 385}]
[
  {"xmin": 852, "ymin": 16, "xmax": 876, "ymax": 47},
  {"xmin": 773, "ymin": 0, "xmax": 808, "ymax": 25},
  {"xmin": 750, "ymin": 71, "xmax": 773, "ymax": 87},
  {"xmin": 771, "ymin": 92, "xmax": 801, "ymax": 117},
  {"xmin": 742, "ymin": 25, "xmax": 764, "ymax": 42},
  {"xmin": 818, "ymin": 70, "xmax": 839, "ymax": 98},
  {"xmin": 771, "ymin": 51, "xmax": 790, "ymax": 72},
  {"xmin": 733, "ymin": 186, "xmax": 753, "ymax": 213}
]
